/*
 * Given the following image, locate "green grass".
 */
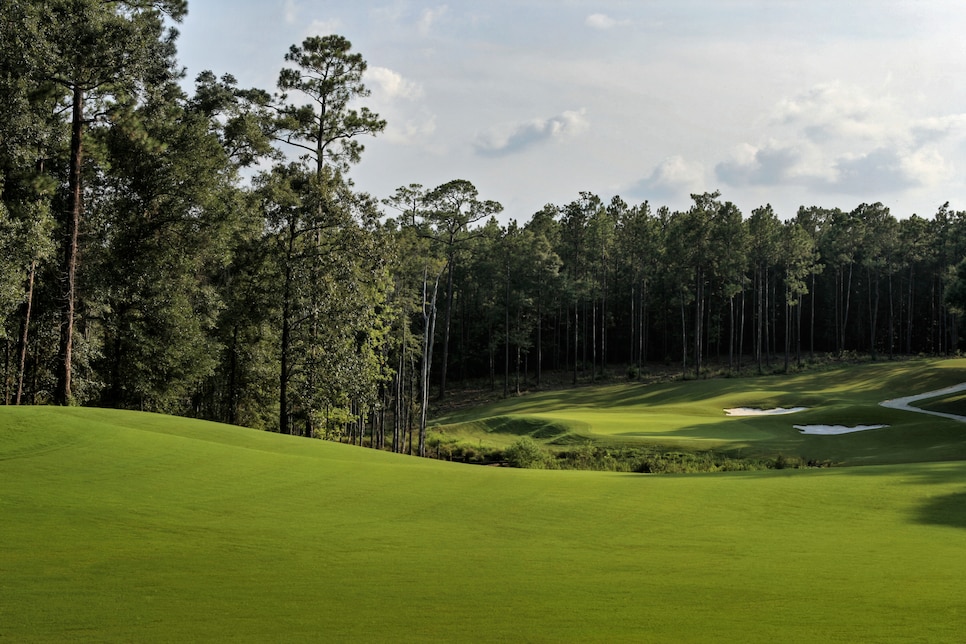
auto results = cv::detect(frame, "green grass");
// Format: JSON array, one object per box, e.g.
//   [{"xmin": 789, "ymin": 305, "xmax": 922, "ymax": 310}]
[
  {"xmin": 4, "ymin": 401, "xmax": 966, "ymax": 641},
  {"xmin": 431, "ymin": 357, "xmax": 966, "ymax": 466}
]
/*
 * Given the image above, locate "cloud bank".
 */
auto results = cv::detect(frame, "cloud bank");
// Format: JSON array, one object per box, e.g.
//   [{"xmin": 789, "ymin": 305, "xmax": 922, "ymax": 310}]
[
  {"xmin": 474, "ymin": 109, "xmax": 589, "ymax": 157},
  {"xmin": 586, "ymin": 13, "xmax": 630, "ymax": 29},
  {"xmin": 715, "ymin": 83, "xmax": 966, "ymax": 195},
  {"xmin": 633, "ymin": 156, "xmax": 706, "ymax": 203}
]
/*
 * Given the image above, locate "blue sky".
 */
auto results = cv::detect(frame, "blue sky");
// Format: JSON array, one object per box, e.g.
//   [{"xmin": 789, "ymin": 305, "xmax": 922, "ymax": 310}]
[{"xmin": 175, "ymin": 1, "xmax": 966, "ymax": 220}]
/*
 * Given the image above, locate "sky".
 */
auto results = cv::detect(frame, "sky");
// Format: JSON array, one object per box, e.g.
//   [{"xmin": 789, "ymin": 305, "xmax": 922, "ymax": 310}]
[{"xmin": 174, "ymin": 0, "xmax": 966, "ymax": 222}]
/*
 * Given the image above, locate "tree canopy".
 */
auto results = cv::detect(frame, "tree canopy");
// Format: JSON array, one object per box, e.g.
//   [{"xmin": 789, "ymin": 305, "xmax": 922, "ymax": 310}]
[{"xmin": 3, "ymin": 2, "xmax": 966, "ymax": 456}]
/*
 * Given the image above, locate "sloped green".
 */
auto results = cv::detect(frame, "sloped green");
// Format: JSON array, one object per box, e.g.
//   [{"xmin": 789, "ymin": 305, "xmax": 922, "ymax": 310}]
[{"xmin": 4, "ymin": 405, "xmax": 966, "ymax": 641}]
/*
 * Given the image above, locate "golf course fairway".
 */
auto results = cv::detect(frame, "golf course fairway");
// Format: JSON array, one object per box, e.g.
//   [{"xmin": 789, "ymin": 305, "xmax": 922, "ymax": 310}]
[
  {"xmin": 4, "ymin": 359, "xmax": 966, "ymax": 641},
  {"xmin": 432, "ymin": 358, "xmax": 966, "ymax": 466}
]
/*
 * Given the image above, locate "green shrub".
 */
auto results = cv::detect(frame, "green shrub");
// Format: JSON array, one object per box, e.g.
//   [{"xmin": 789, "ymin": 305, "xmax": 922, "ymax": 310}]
[{"xmin": 504, "ymin": 436, "xmax": 547, "ymax": 469}]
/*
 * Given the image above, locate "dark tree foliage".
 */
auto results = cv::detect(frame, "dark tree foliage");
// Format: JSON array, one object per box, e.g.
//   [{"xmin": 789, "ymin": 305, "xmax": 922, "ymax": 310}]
[{"xmin": 4, "ymin": 5, "xmax": 966, "ymax": 459}]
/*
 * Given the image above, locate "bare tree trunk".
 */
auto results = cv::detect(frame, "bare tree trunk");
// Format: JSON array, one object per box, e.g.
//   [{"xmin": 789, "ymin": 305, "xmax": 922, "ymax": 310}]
[
  {"xmin": 504, "ymin": 260, "xmax": 510, "ymax": 398},
  {"xmin": 756, "ymin": 266, "xmax": 763, "ymax": 374},
  {"xmin": 784, "ymin": 293, "xmax": 791, "ymax": 373},
  {"xmin": 726, "ymin": 294, "xmax": 733, "ymax": 372},
  {"xmin": 868, "ymin": 266, "xmax": 880, "ymax": 360},
  {"xmin": 809, "ymin": 271, "xmax": 816, "ymax": 360},
  {"xmin": 438, "ymin": 259, "xmax": 454, "ymax": 400},
  {"xmin": 601, "ymin": 264, "xmax": 608, "ymax": 372},
  {"xmin": 796, "ymin": 298, "xmax": 803, "ymax": 368},
  {"xmin": 56, "ymin": 85, "xmax": 84, "ymax": 406},
  {"xmin": 15, "ymin": 261, "xmax": 36, "ymax": 405},
  {"xmin": 591, "ymin": 295, "xmax": 597, "ymax": 381},
  {"xmin": 572, "ymin": 301, "xmax": 578, "ymax": 385},
  {"xmin": 226, "ymin": 325, "xmax": 239, "ymax": 424},
  {"xmin": 888, "ymin": 271, "xmax": 895, "ymax": 359},
  {"xmin": 278, "ymin": 231, "xmax": 296, "ymax": 435},
  {"xmin": 906, "ymin": 266, "xmax": 915, "ymax": 354},
  {"xmin": 693, "ymin": 268, "xmax": 703, "ymax": 379},
  {"xmin": 680, "ymin": 294, "xmax": 687, "ymax": 376},
  {"xmin": 738, "ymin": 288, "xmax": 746, "ymax": 373},
  {"xmin": 393, "ymin": 352, "xmax": 403, "ymax": 452},
  {"xmin": 641, "ymin": 280, "xmax": 649, "ymax": 369},
  {"xmin": 536, "ymin": 300, "xmax": 543, "ymax": 387},
  {"xmin": 842, "ymin": 262, "xmax": 853, "ymax": 353},
  {"xmin": 419, "ymin": 269, "xmax": 441, "ymax": 457},
  {"xmin": 763, "ymin": 267, "xmax": 774, "ymax": 369}
]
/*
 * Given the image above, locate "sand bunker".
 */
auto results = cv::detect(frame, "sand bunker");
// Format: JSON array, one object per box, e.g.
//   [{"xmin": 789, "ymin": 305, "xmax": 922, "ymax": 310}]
[
  {"xmin": 794, "ymin": 424, "xmax": 888, "ymax": 435},
  {"xmin": 722, "ymin": 382, "xmax": 966, "ymax": 436},
  {"xmin": 724, "ymin": 407, "xmax": 807, "ymax": 416}
]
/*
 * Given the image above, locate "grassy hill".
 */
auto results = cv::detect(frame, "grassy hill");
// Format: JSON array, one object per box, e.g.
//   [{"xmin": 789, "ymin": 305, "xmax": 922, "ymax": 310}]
[
  {"xmin": 4, "ymin": 388, "xmax": 966, "ymax": 641},
  {"xmin": 431, "ymin": 357, "xmax": 966, "ymax": 467}
]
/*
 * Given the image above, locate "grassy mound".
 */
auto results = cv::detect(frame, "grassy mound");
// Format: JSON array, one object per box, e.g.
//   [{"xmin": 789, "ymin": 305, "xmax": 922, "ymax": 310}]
[
  {"xmin": 4, "ymin": 405, "xmax": 966, "ymax": 641},
  {"xmin": 431, "ymin": 358, "xmax": 966, "ymax": 467}
]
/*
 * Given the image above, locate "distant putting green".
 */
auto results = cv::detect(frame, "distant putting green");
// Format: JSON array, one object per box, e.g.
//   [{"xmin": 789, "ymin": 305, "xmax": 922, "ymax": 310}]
[
  {"xmin": 432, "ymin": 358, "xmax": 966, "ymax": 465},
  {"xmin": 4, "ymin": 403, "xmax": 966, "ymax": 641}
]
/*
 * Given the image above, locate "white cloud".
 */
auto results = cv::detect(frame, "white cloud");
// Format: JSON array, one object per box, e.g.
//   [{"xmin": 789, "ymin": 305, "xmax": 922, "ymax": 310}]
[
  {"xmin": 911, "ymin": 114, "xmax": 966, "ymax": 146},
  {"xmin": 585, "ymin": 13, "xmax": 629, "ymax": 30},
  {"xmin": 283, "ymin": 0, "xmax": 297, "ymax": 24},
  {"xmin": 306, "ymin": 19, "xmax": 342, "ymax": 37},
  {"xmin": 716, "ymin": 83, "xmax": 966, "ymax": 196},
  {"xmin": 633, "ymin": 156, "xmax": 706, "ymax": 202},
  {"xmin": 380, "ymin": 111, "xmax": 439, "ymax": 151},
  {"xmin": 401, "ymin": 116, "xmax": 438, "ymax": 139},
  {"xmin": 775, "ymin": 82, "xmax": 898, "ymax": 145},
  {"xmin": 418, "ymin": 5, "xmax": 449, "ymax": 36},
  {"xmin": 366, "ymin": 67, "xmax": 423, "ymax": 100},
  {"xmin": 474, "ymin": 109, "xmax": 589, "ymax": 157},
  {"xmin": 363, "ymin": 67, "xmax": 433, "ymax": 146}
]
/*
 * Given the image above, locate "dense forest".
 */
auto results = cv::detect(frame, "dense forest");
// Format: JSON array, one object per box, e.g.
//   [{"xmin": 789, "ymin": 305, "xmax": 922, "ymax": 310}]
[{"xmin": 3, "ymin": 1, "xmax": 966, "ymax": 456}]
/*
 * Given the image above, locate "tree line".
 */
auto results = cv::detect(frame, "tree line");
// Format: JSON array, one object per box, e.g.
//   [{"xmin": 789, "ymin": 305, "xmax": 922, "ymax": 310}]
[{"xmin": 3, "ymin": 2, "xmax": 966, "ymax": 457}]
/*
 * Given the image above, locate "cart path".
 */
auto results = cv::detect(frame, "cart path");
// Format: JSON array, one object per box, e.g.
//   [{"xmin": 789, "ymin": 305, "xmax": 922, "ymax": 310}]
[{"xmin": 879, "ymin": 382, "xmax": 966, "ymax": 423}]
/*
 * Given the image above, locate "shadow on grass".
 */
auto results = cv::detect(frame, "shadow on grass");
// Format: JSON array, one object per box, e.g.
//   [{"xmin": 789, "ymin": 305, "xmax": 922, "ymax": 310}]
[
  {"xmin": 916, "ymin": 490, "xmax": 966, "ymax": 530},
  {"xmin": 836, "ymin": 461, "xmax": 966, "ymax": 530}
]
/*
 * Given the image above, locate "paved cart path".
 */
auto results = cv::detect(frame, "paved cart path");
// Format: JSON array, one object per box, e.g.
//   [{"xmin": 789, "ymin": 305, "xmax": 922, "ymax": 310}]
[{"xmin": 879, "ymin": 382, "xmax": 966, "ymax": 423}]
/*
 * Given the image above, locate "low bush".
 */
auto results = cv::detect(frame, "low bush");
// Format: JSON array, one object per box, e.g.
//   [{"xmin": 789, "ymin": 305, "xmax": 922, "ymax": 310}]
[{"xmin": 504, "ymin": 436, "xmax": 547, "ymax": 468}]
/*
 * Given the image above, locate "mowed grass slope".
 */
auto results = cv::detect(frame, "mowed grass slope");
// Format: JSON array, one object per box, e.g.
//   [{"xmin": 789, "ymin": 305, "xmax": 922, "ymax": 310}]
[
  {"xmin": 432, "ymin": 358, "xmax": 966, "ymax": 465},
  {"xmin": 4, "ymin": 406, "xmax": 966, "ymax": 641}
]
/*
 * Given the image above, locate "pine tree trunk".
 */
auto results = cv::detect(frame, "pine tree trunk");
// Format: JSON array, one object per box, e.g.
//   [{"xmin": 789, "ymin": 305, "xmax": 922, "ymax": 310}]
[
  {"xmin": 738, "ymin": 288, "xmax": 746, "ymax": 373},
  {"xmin": 693, "ymin": 268, "xmax": 703, "ymax": 379},
  {"xmin": 278, "ymin": 227, "xmax": 296, "ymax": 435},
  {"xmin": 536, "ymin": 301, "xmax": 543, "ymax": 387},
  {"xmin": 842, "ymin": 262, "xmax": 853, "ymax": 353},
  {"xmin": 15, "ymin": 261, "xmax": 36, "ymax": 405},
  {"xmin": 56, "ymin": 85, "xmax": 84, "ymax": 406},
  {"xmin": 868, "ymin": 267, "xmax": 880, "ymax": 360},
  {"xmin": 438, "ymin": 258, "xmax": 454, "ymax": 400},
  {"xmin": 906, "ymin": 266, "xmax": 915, "ymax": 354},
  {"xmin": 419, "ymin": 270, "xmax": 440, "ymax": 457},
  {"xmin": 504, "ymin": 261, "xmax": 510, "ymax": 398},
  {"xmin": 888, "ymin": 271, "xmax": 895, "ymax": 359},
  {"xmin": 572, "ymin": 301, "xmax": 578, "ymax": 385},
  {"xmin": 809, "ymin": 271, "xmax": 816, "ymax": 360},
  {"xmin": 591, "ymin": 295, "xmax": 597, "ymax": 381},
  {"xmin": 784, "ymin": 292, "xmax": 791, "ymax": 373},
  {"xmin": 728, "ymin": 294, "xmax": 735, "ymax": 372},
  {"xmin": 644, "ymin": 281, "xmax": 650, "ymax": 368},
  {"xmin": 680, "ymin": 294, "xmax": 687, "ymax": 376}
]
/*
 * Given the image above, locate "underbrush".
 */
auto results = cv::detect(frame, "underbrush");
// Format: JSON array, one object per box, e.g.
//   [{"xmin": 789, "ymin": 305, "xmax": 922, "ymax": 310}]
[
  {"xmin": 428, "ymin": 436, "xmax": 830, "ymax": 473},
  {"xmin": 549, "ymin": 443, "xmax": 825, "ymax": 473}
]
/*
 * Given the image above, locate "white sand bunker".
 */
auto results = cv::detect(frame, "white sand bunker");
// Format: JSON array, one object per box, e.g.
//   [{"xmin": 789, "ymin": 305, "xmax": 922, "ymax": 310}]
[
  {"xmin": 794, "ymin": 424, "xmax": 888, "ymax": 435},
  {"xmin": 724, "ymin": 407, "xmax": 807, "ymax": 416},
  {"xmin": 720, "ymin": 381, "xmax": 966, "ymax": 437}
]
